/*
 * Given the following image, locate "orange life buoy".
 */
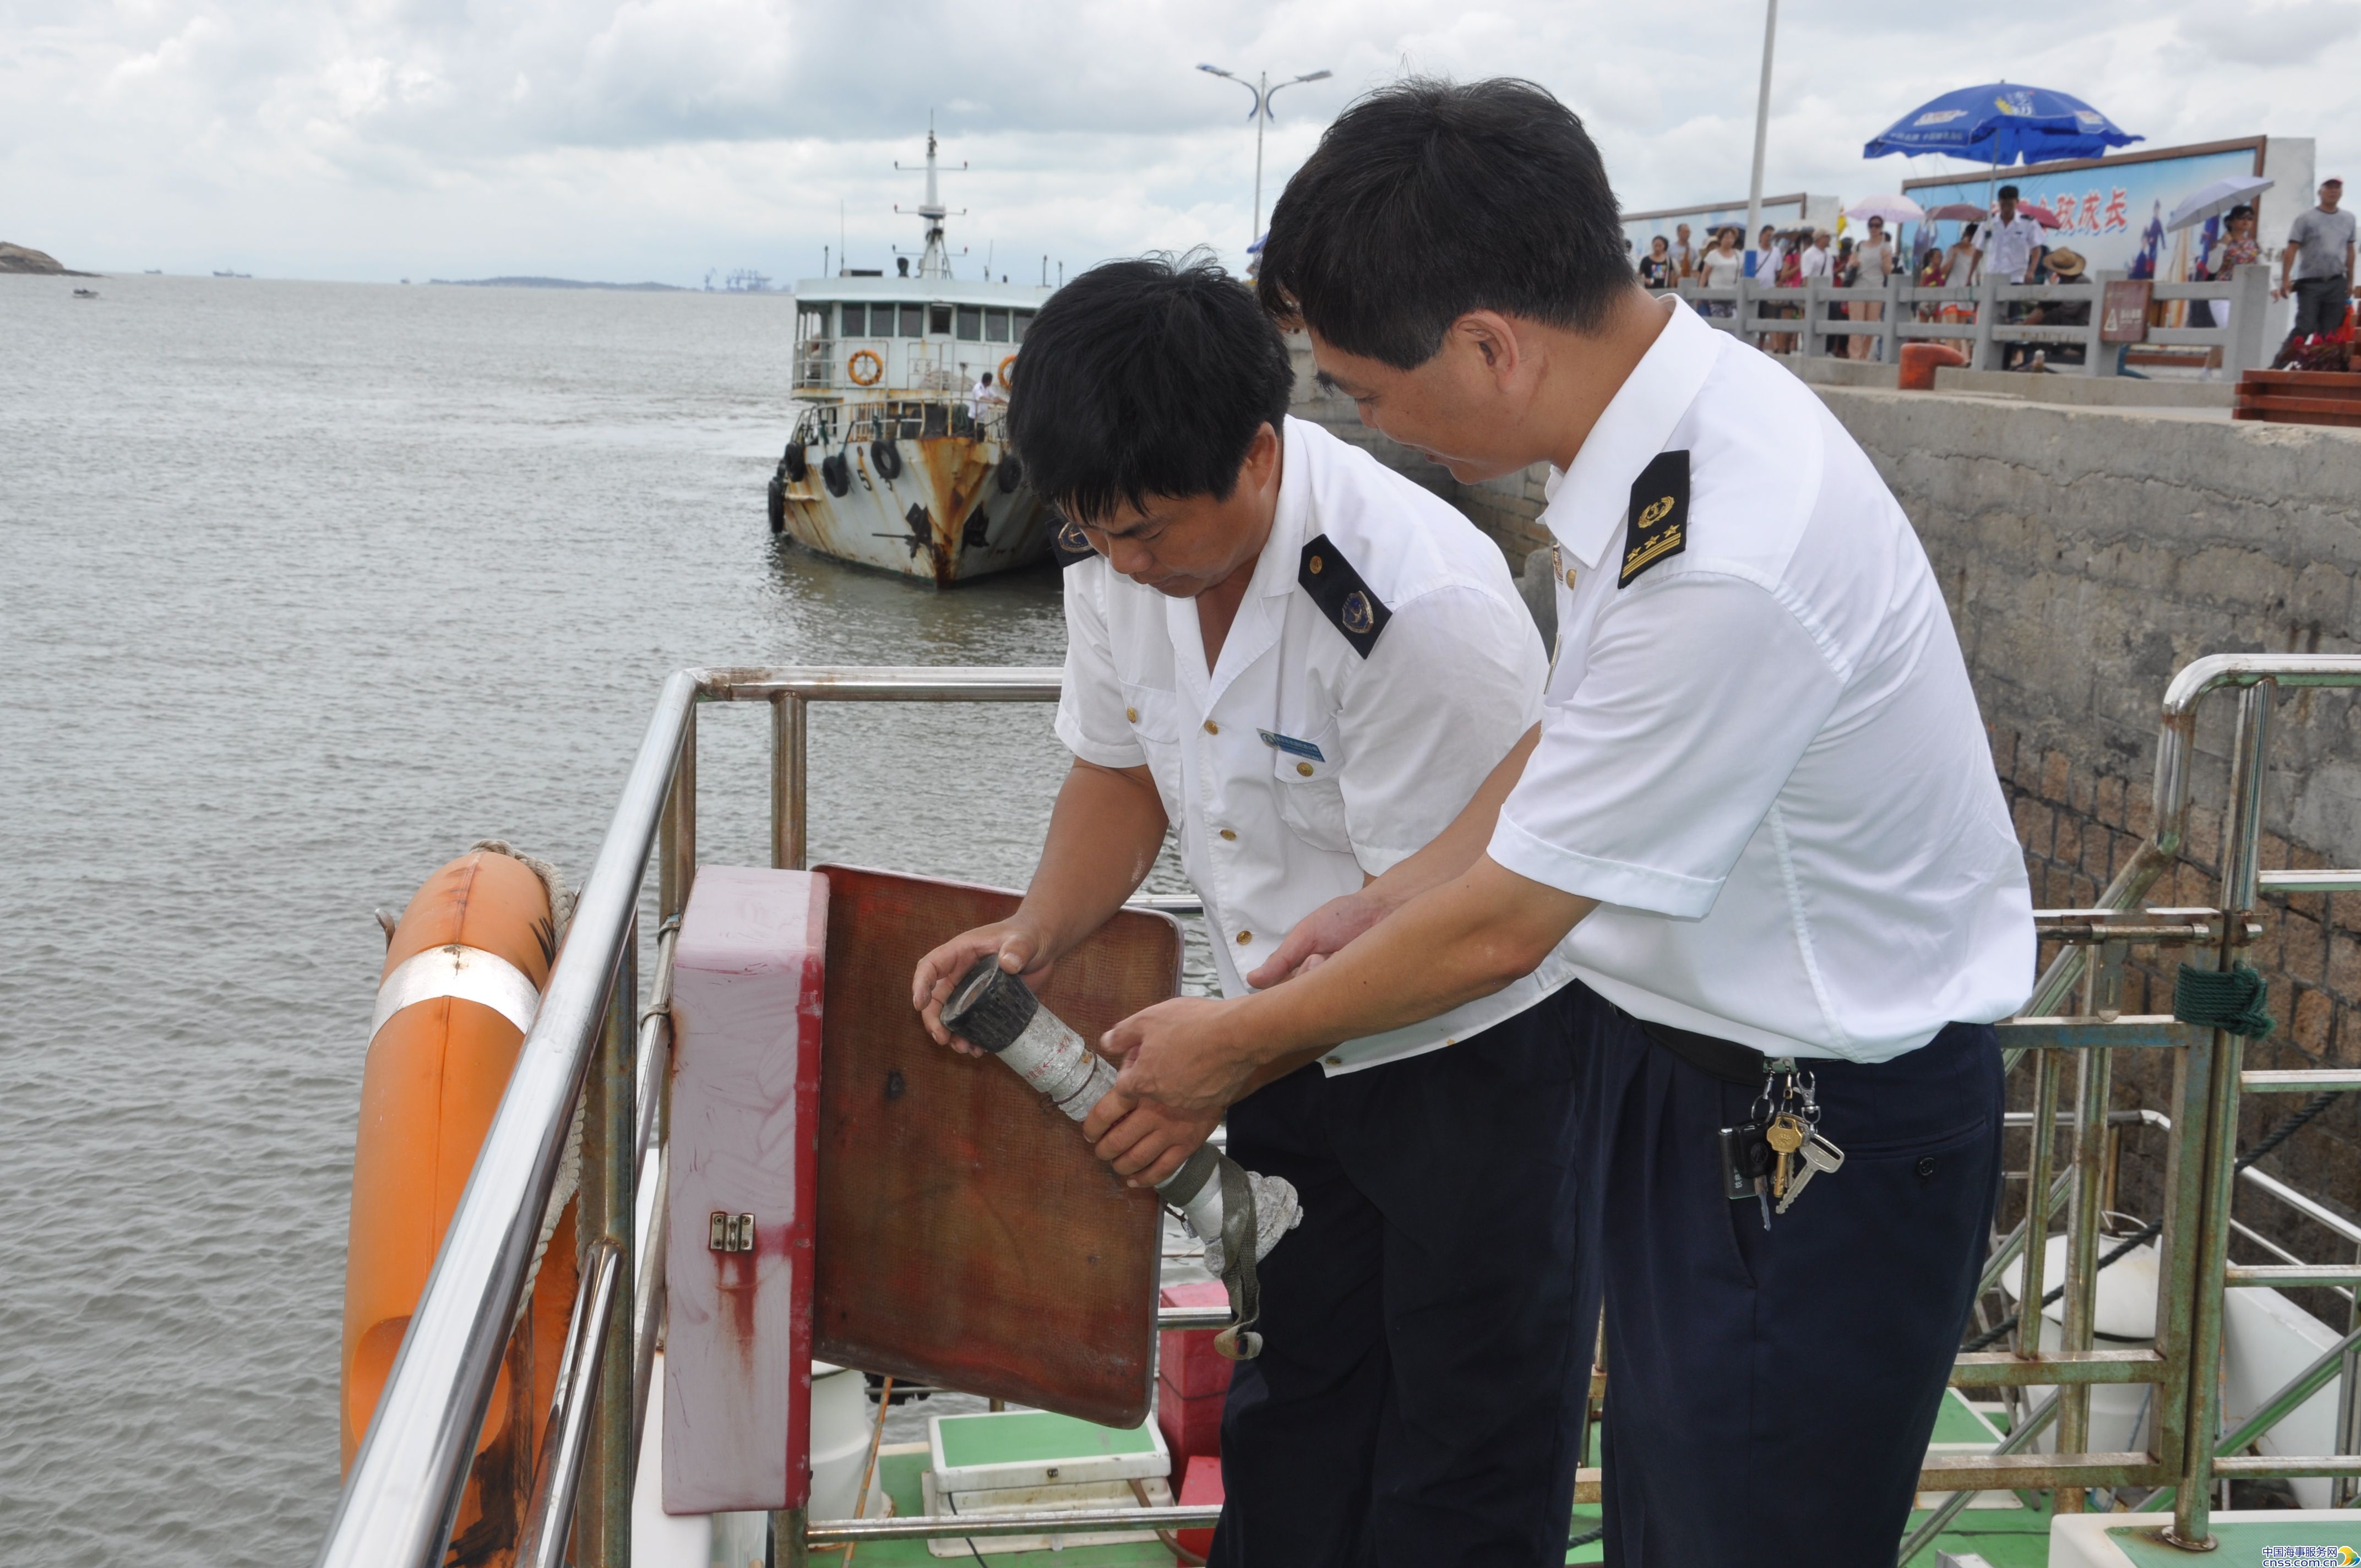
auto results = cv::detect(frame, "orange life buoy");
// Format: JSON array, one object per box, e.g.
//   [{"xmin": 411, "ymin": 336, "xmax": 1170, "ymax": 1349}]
[
  {"xmin": 998, "ymin": 354, "xmax": 1018, "ymax": 389},
  {"xmin": 341, "ymin": 848, "xmax": 578, "ymax": 1563},
  {"xmin": 847, "ymin": 349, "xmax": 885, "ymax": 386}
]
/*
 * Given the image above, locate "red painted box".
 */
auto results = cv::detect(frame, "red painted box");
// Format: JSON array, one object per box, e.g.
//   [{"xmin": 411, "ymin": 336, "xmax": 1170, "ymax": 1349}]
[
  {"xmin": 1158, "ymin": 1281, "xmax": 1235, "ymax": 1400},
  {"xmin": 1175, "ymin": 1452, "xmax": 1223, "ymax": 1561},
  {"xmin": 1157, "ymin": 1378, "xmax": 1226, "ymax": 1467}
]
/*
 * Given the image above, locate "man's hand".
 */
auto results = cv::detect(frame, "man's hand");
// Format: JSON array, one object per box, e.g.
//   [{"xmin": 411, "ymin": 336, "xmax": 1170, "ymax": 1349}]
[
  {"xmin": 911, "ymin": 921, "xmax": 1053, "ymax": 1054},
  {"xmin": 1244, "ymin": 889, "xmax": 1390, "ymax": 988},
  {"xmin": 1081, "ymin": 1095, "xmax": 1225, "ymax": 1188},
  {"xmin": 1095, "ymin": 995, "xmax": 1261, "ymax": 1121}
]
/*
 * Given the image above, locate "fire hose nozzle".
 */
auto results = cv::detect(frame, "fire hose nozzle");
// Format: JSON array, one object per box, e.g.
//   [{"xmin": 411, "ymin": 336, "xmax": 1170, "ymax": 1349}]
[{"xmin": 940, "ymin": 955, "xmax": 1302, "ymax": 1356}]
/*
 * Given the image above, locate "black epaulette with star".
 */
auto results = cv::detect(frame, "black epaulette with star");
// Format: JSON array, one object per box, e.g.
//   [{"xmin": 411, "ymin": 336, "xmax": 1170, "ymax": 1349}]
[
  {"xmin": 1618, "ymin": 450, "xmax": 1690, "ymax": 588},
  {"xmin": 1051, "ymin": 514, "xmax": 1096, "ymax": 569},
  {"xmin": 1298, "ymin": 533, "xmax": 1391, "ymax": 657}
]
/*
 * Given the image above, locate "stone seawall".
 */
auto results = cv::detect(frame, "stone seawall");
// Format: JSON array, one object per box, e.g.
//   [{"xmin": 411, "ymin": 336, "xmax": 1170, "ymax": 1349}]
[
  {"xmin": 1824, "ymin": 391, "xmax": 2361, "ymax": 1260},
  {"xmin": 1294, "ymin": 337, "xmax": 2361, "ymax": 1266}
]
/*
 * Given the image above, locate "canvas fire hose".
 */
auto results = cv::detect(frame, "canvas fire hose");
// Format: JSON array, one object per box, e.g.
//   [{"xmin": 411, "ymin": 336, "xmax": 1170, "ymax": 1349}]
[{"xmin": 940, "ymin": 955, "xmax": 1302, "ymax": 1358}]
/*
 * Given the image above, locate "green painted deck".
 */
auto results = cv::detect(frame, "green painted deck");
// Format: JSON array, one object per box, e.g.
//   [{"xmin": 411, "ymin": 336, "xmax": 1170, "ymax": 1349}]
[
  {"xmin": 852, "ymin": 1400, "xmax": 2068, "ymax": 1566},
  {"xmin": 934, "ymin": 1410, "xmax": 1160, "ymax": 1471}
]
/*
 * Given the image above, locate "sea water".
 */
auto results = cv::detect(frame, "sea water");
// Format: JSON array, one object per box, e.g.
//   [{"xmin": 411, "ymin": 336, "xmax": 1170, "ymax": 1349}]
[{"xmin": 0, "ymin": 272, "xmax": 1203, "ymax": 1564}]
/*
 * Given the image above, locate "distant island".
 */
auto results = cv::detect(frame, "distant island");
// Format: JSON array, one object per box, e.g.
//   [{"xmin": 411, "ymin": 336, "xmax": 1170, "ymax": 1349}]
[
  {"xmin": 430, "ymin": 276, "xmax": 687, "ymax": 292},
  {"xmin": 1, "ymin": 243, "xmax": 99, "ymax": 277}
]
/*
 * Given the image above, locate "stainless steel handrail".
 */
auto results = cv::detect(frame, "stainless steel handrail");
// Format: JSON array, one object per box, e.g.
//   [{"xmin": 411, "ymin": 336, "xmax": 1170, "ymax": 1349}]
[
  {"xmin": 313, "ymin": 670, "xmax": 695, "ymax": 1568},
  {"xmin": 314, "ymin": 657, "xmax": 2361, "ymax": 1565},
  {"xmin": 515, "ymin": 1240, "xmax": 626, "ymax": 1568}
]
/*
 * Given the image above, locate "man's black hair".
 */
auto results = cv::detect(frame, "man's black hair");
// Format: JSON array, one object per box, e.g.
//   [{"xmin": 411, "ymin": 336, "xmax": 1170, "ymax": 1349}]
[
  {"xmin": 1256, "ymin": 78, "xmax": 1628, "ymax": 369},
  {"xmin": 1005, "ymin": 252, "xmax": 1292, "ymax": 521},
  {"xmin": 1998, "ymin": 184, "xmax": 2020, "ymax": 200}
]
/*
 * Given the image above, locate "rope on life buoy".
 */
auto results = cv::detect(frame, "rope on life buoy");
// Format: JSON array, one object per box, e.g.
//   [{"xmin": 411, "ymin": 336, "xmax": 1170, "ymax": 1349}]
[{"xmin": 466, "ymin": 840, "xmax": 583, "ymax": 1320}]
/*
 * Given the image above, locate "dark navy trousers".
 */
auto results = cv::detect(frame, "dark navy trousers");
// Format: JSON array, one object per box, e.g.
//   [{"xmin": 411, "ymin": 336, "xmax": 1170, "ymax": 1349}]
[
  {"xmin": 1210, "ymin": 996, "xmax": 1593, "ymax": 1568},
  {"xmin": 1567, "ymin": 984, "xmax": 2005, "ymax": 1567}
]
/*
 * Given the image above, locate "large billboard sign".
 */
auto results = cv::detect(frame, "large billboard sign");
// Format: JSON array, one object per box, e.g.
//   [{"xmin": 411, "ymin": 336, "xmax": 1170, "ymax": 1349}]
[{"xmin": 1899, "ymin": 138, "xmax": 2267, "ymax": 284}]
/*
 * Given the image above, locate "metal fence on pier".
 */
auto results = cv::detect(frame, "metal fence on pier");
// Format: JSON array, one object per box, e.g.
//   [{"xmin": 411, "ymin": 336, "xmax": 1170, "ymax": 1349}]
[
  {"xmin": 1652, "ymin": 264, "xmax": 2273, "ymax": 378},
  {"xmin": 315, "ymin": 656, "xmax": 2361, "ymax": 1567}
]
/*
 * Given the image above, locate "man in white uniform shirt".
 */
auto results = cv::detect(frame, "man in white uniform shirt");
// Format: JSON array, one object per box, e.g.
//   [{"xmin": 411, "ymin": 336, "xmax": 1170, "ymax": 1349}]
[
  {"xmin": 910, "ymin": 255, "xmax": 1591, "ymax": 1567},
  {"xmin": 1089, "ymin": 81, "xmax": 2034, "ymax": 1565},
  {"xmin": 1979, "ymin": 183, "xmax": 2047, "ymax": 285}
]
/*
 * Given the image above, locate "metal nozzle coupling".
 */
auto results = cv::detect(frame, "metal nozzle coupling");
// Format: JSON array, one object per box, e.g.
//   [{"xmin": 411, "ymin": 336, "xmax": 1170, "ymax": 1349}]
[{"xmin": 941, "ymin": 955, "xmax": 1303, "ymax": 1356}]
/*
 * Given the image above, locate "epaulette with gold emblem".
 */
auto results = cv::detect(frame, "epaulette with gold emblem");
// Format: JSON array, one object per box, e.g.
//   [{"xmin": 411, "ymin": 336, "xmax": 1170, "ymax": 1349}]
[
  {"xmin": 1298, "ymin": 534, "xmax": 1391, "ymax": 657},
  {"xmin": 1050, "ymin": 514, "xmax": 1096, "ymax": 569},
  {"xmin": 1618, "ymin": 450, "xmax": 1690, "ymax": 589}
]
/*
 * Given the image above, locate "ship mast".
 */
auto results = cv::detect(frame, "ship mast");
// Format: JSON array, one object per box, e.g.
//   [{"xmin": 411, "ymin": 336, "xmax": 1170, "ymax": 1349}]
[{"xmin": 896, "ymin": 115, "xmax": 965, "ymax": 280}]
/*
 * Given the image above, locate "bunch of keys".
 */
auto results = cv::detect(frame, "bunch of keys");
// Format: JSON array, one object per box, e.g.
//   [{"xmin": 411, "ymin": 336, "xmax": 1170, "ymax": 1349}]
[{"xmin": 1717, "ymin": 1059, "xmax": 1847, "ymax": 1229}]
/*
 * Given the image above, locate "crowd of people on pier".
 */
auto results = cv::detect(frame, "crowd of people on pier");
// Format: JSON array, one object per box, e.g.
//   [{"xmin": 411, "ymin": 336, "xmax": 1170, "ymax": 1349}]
[{"xmin": 1626, "ymin": 179, "xmax": 2352, "ymax": 369}]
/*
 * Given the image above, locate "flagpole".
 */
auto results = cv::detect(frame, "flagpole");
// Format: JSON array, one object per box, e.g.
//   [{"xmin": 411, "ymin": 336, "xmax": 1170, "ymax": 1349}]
[{"xmin": 1743, "ymin": 0, "xmax": 1778, "ymax": 274}]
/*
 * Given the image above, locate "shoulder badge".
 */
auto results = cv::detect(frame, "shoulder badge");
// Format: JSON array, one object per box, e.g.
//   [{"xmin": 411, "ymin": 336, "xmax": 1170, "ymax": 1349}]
[
  {"xmin": 1050, "ymin": 514, "xmax": 1096, "ymax": 569},
  {"xmin": 1618, "ymin": 450, "xmax": 1691, "ymax": 589},
  {"xmin": 1297, "ymin": 534, "xmax": 1391, "ymax": 658}
]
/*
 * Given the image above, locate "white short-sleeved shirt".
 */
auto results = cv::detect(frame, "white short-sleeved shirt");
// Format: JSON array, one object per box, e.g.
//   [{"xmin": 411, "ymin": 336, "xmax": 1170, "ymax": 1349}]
[
  {"xmin": 1798, "ymin": 245, "xmax": 1831, "ymax": 279},
  {"xmin": 1058, "ymin": 416, "xmax": 1574, "ymax": 1073},
  {"xmin": 1978, "ymin": 215, "xmax": 2047, "ymax": 283},
  {"xmin": 1488, "ymin": 300, "xmax": 2033, "ymax": 1062}
]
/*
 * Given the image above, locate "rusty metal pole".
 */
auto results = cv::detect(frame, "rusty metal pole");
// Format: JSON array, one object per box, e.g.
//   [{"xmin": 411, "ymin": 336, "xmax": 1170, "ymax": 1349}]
[
  {"xmin": 772, "ymin": 692, "xmax": 808, "ymax": 871},
  {"xmin": 2169, "ymin": 683, "xmax": 2272, "ymax": 1549},
  {"xmin": 575, "ymin": 921, "xmax": 639, "ymax": 1566},
  {"xmin": 2055, "ymin": 1048, "xmax": 2116, "ymax": 1508},
  {"xmin": 2016, "ymin": 1050, "xmax": 2064, "ymax": 1362},
  {"xmin": 2055, "ymin": 940, "xmax": 2124, "ymax": 1510},
  {"xmin": 771, "ymin": 1506, "xmax": 811, "ymax": 1568}
]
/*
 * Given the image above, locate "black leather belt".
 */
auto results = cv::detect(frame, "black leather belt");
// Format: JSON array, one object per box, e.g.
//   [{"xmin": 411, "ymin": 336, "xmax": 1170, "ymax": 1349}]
[{"xmin": 1629, "ymin": 1012, "xmax": 1781, "ymax": 1085}]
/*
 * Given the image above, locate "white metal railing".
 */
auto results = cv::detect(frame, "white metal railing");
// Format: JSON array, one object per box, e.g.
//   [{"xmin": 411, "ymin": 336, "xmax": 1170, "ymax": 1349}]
[{"xmin": 1652, "ymin": 264, "xmax": 2272, "ymax": 378}]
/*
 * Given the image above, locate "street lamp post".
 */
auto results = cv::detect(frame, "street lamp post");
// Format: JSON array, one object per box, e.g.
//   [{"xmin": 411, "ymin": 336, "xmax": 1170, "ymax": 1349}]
[
  {"xmin": 1743, "ymin": 0, "xmax": 1778, "ymax": 276},
  {"xmin": 1198, "ymin": 63, "xmax": 1334, "ymax": 249}
]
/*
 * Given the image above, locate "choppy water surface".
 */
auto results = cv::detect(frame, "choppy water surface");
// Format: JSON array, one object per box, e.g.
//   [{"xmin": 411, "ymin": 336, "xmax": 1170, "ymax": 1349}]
[{"xmin": 0, "ymin": 274, "xmax": 1198, "ymax": 1564}]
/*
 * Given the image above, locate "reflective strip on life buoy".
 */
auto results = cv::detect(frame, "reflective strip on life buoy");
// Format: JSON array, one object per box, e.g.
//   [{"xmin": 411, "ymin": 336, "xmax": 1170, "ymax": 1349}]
[
  {"xmin": 369, "ymin": 943, "xmax": 541, "ymax": 1042},
  {"xmin": 998, "ymin": 354, "xmax": 1018, "ymax": 389},
  {"xmin": 847, "ymin": 349, "xmax": 885, "ymax": 386}
]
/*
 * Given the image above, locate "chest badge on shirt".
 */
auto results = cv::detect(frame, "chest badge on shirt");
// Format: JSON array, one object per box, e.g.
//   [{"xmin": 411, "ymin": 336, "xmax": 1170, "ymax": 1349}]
[
  {"xmin": 1298, "ymin": 534, "xmax": 1392, "ymax": 658},
  {"xmin": 1256, "ymin": 729, "xmax": 1327, "ymax": 763},
  {"xmin": 1618, "ymin": 450, "xmax": 1691, "ymax": 589}
]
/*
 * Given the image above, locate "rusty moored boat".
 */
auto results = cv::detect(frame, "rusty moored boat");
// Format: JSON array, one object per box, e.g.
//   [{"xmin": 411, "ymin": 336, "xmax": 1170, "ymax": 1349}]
[{"xmin": 767, "ymin": 127, "xmax": 1058, "ymax": 587}]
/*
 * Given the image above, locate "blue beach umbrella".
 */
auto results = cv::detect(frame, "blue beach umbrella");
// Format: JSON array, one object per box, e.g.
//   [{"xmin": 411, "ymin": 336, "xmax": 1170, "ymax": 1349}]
[{"xmin": 1863, "ymin": 83, "xmax": 2141, "ymax": 165}]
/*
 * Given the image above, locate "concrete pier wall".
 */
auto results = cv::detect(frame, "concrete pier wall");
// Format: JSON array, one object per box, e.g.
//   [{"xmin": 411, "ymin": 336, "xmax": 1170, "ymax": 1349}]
[{"xmin": 1293, "ymin": 337, "xmax": 2361, "ymax": 1259}]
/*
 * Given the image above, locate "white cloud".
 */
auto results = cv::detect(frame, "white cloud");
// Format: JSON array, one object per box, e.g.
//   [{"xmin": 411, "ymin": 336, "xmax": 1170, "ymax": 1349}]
[{"xmin": 0, "ymin": 0, "xmax": 2351, "ymax": 284}]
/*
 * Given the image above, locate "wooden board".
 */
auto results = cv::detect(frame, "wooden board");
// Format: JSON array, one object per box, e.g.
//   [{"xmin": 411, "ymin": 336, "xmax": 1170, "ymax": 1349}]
[
  {"xmin": 812, "ymin": 864, "xmax": 1179, "ymax": 1428},
  {"xmin": 664, "ymin": 867, "xmax": 828, "ymax": 1513}
]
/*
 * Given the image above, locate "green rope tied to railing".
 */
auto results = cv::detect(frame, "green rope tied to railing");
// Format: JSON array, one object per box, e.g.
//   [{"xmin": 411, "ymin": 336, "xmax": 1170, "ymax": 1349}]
[{"xmin": 2174, "ymin": 961, "xmax": 2276, "ymax": 1038}]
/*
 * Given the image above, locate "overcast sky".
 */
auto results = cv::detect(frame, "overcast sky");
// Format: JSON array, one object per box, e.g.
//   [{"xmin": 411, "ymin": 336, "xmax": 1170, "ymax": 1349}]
[{"xmin": 6, "ymin": 0, "xmax": 2354, "ymax": 286}]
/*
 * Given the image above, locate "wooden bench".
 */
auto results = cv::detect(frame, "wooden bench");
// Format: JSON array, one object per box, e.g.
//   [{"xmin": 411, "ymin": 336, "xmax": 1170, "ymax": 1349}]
[{"xmin": 2233, "ymin": 368, "xmax": 2361, "ymax": 428}]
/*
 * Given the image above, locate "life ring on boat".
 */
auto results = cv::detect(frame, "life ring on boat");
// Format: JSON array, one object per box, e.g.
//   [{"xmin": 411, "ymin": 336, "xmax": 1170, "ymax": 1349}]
[
  {"xmin": 341, "ymin": 846, "xmax": 579, "ymax": 1564},
  {"xmin": 871, "ymin": 439, "xmax": 904, "ymax": 482},
  {"xmin": 821, "ymin": 452, "xmax": 852, "ymax": 497},
  {"xmin": 995, "ymin": 453, "xmax": 1024, "ymax": 494},
  {"xmin": 998, "ymin": 354, "xmax": 1019, "ymax": 389},
  {"xmin": 847, "ymin": 349, "xmax": 885, "ymax": 386}
]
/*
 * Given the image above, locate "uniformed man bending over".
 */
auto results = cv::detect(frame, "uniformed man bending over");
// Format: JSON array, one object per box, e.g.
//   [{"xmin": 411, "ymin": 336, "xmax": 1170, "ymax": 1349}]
[
  {"xmin": 910, "ymin": 254, "xmax": 1595, "ymax": 1566},
  {"xmin": 1085, "ymin": 83, "xmax": 2035, "ymax": 1565}
]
